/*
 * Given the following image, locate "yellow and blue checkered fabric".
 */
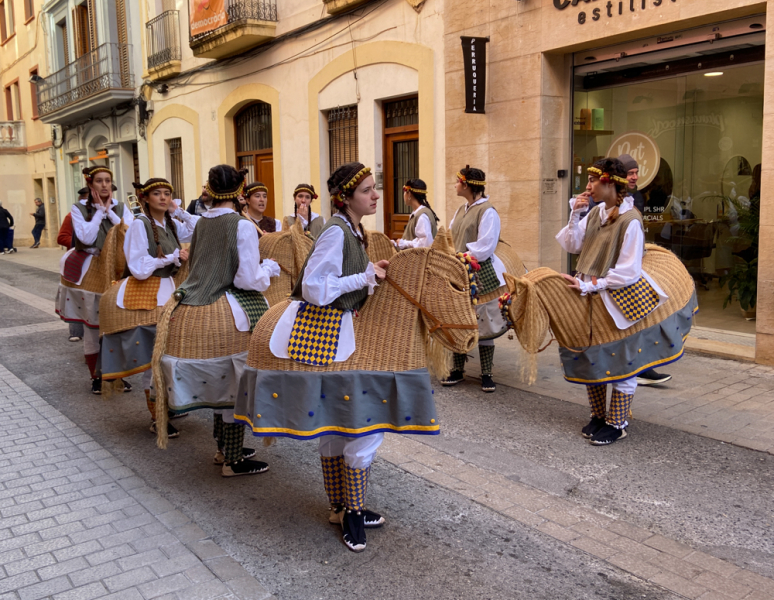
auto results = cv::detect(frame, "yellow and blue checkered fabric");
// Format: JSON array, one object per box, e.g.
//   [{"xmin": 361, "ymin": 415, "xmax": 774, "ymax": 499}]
[
  {"xmin": 287, "ymin": 302, "xmax": 344, "ymax": 366},
  {"xmin": 608, "ymin": 276, "xmax": 660, "ymax": 322},
  {"xmin": 586, "ymin": 384, "xmax": 607, "ymax": 419},
  {"xmin": 344, "ymin": 465, "xmax": 370, "ymax": 511},
  {"xmin": 608, "ymin": 389, "xmax": 634, "ymax": 428},
  {"xmin": 321, "ymin": 455, "xmax": 346, "ymax": 505}
]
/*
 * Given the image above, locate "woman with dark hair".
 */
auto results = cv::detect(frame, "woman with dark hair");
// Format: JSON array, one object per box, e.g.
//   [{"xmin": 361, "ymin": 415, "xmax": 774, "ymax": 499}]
[
  {"xmin": 242, "ymin": 182, "xmax": 281, "ymax": 236},
  {"xmin": 268, "ymin": 162, "xmax": 389, "ymax": 552},
  {"xmin": 283, "ymin": 183, "xmax": 325, "ymax": 237},
  {"xmin": 56, "ymin": 166, "xmax": 135, "ymax": 394},
  {"xmin": 394, "ymin": 178, "xmax": 438, "ymax": 249},
  {"xmin": 556, "ymin": 157, "xmax": 668, "ymax": 446},
  {"xmin": 155, "ymin": 165, "xmax": 280, "ymax": 474},
  {"xmin": 100, "ymin": 178, "xmax": 198, "ymax": 435},
  {"xmin": 443, "ymin": 166, "xmax": 507, "ymax": 393}
]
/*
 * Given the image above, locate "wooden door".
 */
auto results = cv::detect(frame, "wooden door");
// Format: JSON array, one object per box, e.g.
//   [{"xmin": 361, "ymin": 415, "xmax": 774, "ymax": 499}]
[
  {"xmin": 255, "ymin": 152, "xmax": 274, "ymax": 219},
  {"xmin": 383, "ymin": 96, "xmax": 419, "ymax": 239}
]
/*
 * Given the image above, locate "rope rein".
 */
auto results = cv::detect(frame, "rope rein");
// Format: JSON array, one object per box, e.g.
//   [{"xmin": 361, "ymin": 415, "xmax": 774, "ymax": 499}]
[{"xmin": 384, "ymin": 274, "xmax": 477, "ymax": 347}]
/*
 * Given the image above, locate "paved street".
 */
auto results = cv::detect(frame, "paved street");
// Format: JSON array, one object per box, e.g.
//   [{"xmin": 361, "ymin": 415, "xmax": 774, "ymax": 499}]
[{"xmin": 0, "ymin": 249, "xmax": 773, "ymax": 600}]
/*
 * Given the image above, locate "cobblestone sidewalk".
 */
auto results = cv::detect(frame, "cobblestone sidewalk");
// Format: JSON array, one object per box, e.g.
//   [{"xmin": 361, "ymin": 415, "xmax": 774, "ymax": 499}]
[
  {"xmin": 467, "ymin": 337, "xmax": 774, "ymax": 455},
  {"xmin": 0, "ymin": 365, "xmax": 276, "ymax": 600}
]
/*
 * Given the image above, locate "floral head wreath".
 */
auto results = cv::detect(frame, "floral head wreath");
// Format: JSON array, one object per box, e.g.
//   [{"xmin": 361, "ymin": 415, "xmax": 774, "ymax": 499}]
[
  {"xmin": 84, "ymin": 167, "xmax": 114, "ymax": 183},
  {"xmin": 456, "ymin": 171, "xmax": 486, "ymax": 186},
  {"xmin": 205, "ymin": 180, "xmax": 245, "ymax": 201},
  {"xmin": 244, "ymin": 183, "xmax": 269, "ymax": 196},
  {"xmin": 330, "ymin": 167, "xmax": 372, "ymax": 209},
  {"xmin": 587, "ymin": 167, "xmax": 628, "ymax": 185},
  {"xmin": 139, "ymin": 180, "xmax": 174, "ymax": 195},
  {"xmin": 403, "ymin": 185, "xmax": 427, "ymax": 195},
  {"xmin": 294, "ymin": 185, "xmax": 318, "ymax": 199}
]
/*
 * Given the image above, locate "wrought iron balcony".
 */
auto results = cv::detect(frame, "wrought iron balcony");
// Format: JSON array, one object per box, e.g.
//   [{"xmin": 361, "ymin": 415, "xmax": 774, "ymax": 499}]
[
  {"xmin": 36, "ymin": 43, "xmax": 134, "ymax": 125},
  {"xmin": 323, "ymin": 0, "xmax": 370, "ymax": 14},
  {"xmin": 189, "ymin": 0, "xmax": 277, "ymax": 60},
  {"xmin": 146, "ymin": 10, "xmax": 182, "ymax": 79},
  {"xmin": 0, "ymin": 121, "xmax": 25, "ymax": 149}
]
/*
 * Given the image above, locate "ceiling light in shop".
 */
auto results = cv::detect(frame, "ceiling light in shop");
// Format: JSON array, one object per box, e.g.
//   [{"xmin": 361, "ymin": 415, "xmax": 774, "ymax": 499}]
[{"xmin": 704, "ymin": 72, "xmax": 724, "ymax": 77}]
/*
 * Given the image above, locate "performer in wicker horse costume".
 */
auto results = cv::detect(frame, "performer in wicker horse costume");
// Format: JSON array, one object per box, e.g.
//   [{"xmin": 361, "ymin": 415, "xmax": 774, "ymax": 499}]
[
  {"xmin": 234, "ymin": 162, "xmax": 478, "ymax": 552},
  {"xmin": 152, "ymin": 165, "xmax": 281, "ymax": 475},
  {"xmin": 99, "ymin": 178, "xmax": 199, "ymax": 438},
  {"xmin": 56, "ymin": 166, "xmax": 134, "ymax": 395},
  {"xmin": 283, "ymin": 183, "xmax": 325, "ymax": 237},
  {"xmin": 393, "ymin": 178, "xmax": 439, "ymax": 250},
  {"xmin": 501, "ymin": 157, "xmax": 697, "ymax": 446},
  {"xmin": 442, "ymin": 166, "xmax": 509, "ymax": 393},
  {"xmin": 242, "ymin": 181, "xmax": 281, "ymax": 236}
]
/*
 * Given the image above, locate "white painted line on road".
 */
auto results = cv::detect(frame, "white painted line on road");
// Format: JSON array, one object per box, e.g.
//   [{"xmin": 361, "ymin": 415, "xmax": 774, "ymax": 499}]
[
  {"xmin": 0, "ymin": 279, "xmax": 55, "ymax": 316},
  {"xmin": 0, "ymin": 320, "xmax": 67, "ymax": 338}
]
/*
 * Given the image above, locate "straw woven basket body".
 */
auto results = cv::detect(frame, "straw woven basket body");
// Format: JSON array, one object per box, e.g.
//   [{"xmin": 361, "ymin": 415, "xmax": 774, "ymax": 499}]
[
  {"xmin": 365, "ymin": 230, "xmax": 397, "ymax": 263},
  {"xmin": 247, "ymin": 245, "xmax": 478, "ymax": 373},
  {"xmin": 258, "ymin": 230, "xmax": 296, "ymax": 307},
  {"xmin": 99, "ymin": 279, "xmax": 164, "ymax": 336},
  {"xmin": 60, "ymin": 223, "xmax": 128, "ymax": 294},
  {"xmin": 506, "ymin": 244, "xmax": 696, "ymax": 351},
  {"xmin": 164, "ymin": 295, "xmax": 251, "ymax": 360}
]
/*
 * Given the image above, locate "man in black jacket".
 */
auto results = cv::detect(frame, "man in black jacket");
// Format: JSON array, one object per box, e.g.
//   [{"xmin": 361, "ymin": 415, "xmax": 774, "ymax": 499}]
[
  {"xmin": 0, "ymin": 200, "xmax": 14, "ymax": 254},
  {"xmin": 30, "ymin": 198, "xmax": 46, "ymax": 248}
]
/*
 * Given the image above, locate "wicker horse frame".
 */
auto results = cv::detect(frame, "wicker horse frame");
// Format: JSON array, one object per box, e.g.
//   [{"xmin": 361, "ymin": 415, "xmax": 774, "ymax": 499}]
[
  {"xmin": 503, "ymin": 244, "xmax": 696, "ymax": 354},
  {"xmin": 247, "ymin": 231, "xmax": 478, "ymax": 374},
  {"xmin": 60, "ymin": 223, "xmax": 128, "ymax": 295}
]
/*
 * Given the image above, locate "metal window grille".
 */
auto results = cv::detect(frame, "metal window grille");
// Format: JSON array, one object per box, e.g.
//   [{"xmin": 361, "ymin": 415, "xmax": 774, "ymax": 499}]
[
  {"xmin": 385, "ymin": 97, "xmax": 419, "ymax": 129},
  {"xmin": 328, "ymin": 105, "xmax": 358, "ymax": 173},
  {"xmin": 236, "ymin": 102, "xmax": 272, "ymax": 153},
  {"xmin": 167, "ymin": 138, "xmax": 184, "ymax": 201}
]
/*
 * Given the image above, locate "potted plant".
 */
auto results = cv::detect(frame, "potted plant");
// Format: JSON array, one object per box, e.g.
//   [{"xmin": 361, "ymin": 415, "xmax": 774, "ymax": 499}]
[{"xmin": 719, "ymin": 193, "xmax": 760, "ymax": 319}]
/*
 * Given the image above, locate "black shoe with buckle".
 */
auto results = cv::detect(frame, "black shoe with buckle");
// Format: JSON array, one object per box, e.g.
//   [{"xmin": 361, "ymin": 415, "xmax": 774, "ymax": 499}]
[
  {"xmin": 589, "ymin": 424, "xmax": 627, "ymax": 446},
  {"xmin": 636, "ymin": 369, "xmax": 672, "ymax": 386},
  {"xmin": 581, "ymin": 416, "xmax": 606, "ymax": 439},
  {"xmin": 481, "ymin": 374, "xmax": 496, "ymax": 393},
  {"xmin": 441, "ymin": 370, "xmax": 465, "ymax": 386},
  {"xmin": 213, "ymin": 447, "xmax": 257, "ymax": 465},
  {"xmin": 222, "ymin": 458, "xmax": 269, "ymax": 477},
  {"xmin": 342, "ymin": 509, "xmax": 367, "ymax": 552},
  {"xmin": 329, "ymin": 504, "xmax": 384, "ymax": 529}
]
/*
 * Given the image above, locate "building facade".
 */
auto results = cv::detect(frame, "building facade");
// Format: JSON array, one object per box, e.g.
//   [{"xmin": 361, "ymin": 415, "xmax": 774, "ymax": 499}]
[
  {"xmin": 0, "ymin": 0, "xmax": 58, "ymax": 247},
  {"xmin": 37, "ymin": 0, "xmax": 144, "ymax": 226},
  {"xmin": 444, "ymin": 0, "xmax": 774, "ymax": 365}
]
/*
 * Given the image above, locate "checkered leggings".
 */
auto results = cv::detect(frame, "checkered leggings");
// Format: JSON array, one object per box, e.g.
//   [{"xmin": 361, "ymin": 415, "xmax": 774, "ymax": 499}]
[{"xmin": 586, "ymin": 385, "xmax": 633, "ymax": 429}]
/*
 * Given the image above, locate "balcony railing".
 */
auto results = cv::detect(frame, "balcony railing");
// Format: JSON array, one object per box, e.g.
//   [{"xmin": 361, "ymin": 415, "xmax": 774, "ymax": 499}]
[
  {"xmin": 190, "ymin": 0, "xmax": 277, "ymax": 44},
  {"xmin": 36, "ymin": 43, "xmax": 133, "ymax": 119},
  {"xmin": 0, "ymin": 121, "xmax": 25, "ymax": 149},
  {"xmin": 147, "ymin": 10, "xmax": 181, "ymax": 72}
]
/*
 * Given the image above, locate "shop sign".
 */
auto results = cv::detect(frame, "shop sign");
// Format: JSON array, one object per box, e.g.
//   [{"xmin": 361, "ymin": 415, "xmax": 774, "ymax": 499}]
[
  {"xmin": 607, "ymin": 131, "xmax": 660, "ymax": 188},
  {"xmin": 461, "ymin": 37, "xmax": 489, "ymax": 114},
  {"xmin": 553, "ymin": 0, "xmax": 677, "ymax": 26},
  {"xmin": 190, "ymin": 0, "xmax": 228, "ymax": 36}
]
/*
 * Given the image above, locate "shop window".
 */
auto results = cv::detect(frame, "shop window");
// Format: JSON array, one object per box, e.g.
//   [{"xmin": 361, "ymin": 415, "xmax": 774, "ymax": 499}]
[
  {"xmin": 167, "ymin": 138, "xmax": 184, "ymax": 202},
  {"xmin": 235, "ymin": 101, "xmax": 274, "ymax": 217},
  {"xmin": 328, "ymin": 105, "xmax": 358, "ymax": 173},
  {"xmin": 0, "ymin": 0, "xmax": 14, "ymax": 43},
  {"xmin": 383, "ymin": 96, "xmax": 419, "ymax": 239},
  {"xmin": 573, "ymin": 58, "xmax": 764, "ymax": 336}
]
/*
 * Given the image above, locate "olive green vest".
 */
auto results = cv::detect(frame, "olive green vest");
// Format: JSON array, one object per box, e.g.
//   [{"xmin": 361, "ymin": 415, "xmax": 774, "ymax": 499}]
[
  {"xmin": 178, "ymin": 213, "xmax": 242, "ymax": 306},
  {"xmin": 402, "ymin": 206, "xmax": 438, "ymax": 242},
  {"xmin": 575, "ymin": 206, "xmax": 644, "ymax": 278},
  {"xmin": 283, "ymin": 214, "xmax": 325, "ymax": 238},
  {"xmin": 138, "ymin": 215, "xmax": 181, "ymax": 278},
  {"xmin": 291, "ymin": 217, "xmax": 369, "ymax": 311},
  {"xmin": 73, "ymin": 201, "xmax": 125, "ymax": 252},
  {"xmin": 450, "ymin": 200, "xmax": 495, "ymax": 253}
]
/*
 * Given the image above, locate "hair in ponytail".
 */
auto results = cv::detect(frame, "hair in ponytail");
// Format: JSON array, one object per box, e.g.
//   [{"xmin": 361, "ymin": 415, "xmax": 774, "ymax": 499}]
[
  {"xmin": 206, "ymin": 165, "xmax": 249, "ymax": 211},
  {"xmin": 404, "ymin": 178, "xmax": 439, "ymax": 223}
]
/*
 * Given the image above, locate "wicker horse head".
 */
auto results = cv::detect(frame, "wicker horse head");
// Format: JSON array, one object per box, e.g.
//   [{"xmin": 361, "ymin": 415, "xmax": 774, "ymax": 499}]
[
  {"xmin": 245, "ymin": 226, "xmax": 478, "ymax": 378},
  {"xmin": 258, "ymin": 219, "xmax": 313, "ymax": 306},
  {"xmin": 502, "ymin": 244, "xmax": 697, "ymax": 385}
]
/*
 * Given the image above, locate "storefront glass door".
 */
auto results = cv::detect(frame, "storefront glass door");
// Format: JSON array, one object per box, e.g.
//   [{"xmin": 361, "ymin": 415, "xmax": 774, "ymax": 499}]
[{"xmin": 573, "ymin": 62, "xmax": 764, "ymax": 336}]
